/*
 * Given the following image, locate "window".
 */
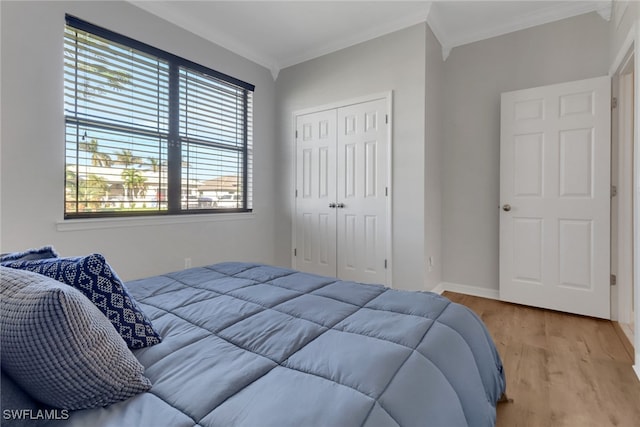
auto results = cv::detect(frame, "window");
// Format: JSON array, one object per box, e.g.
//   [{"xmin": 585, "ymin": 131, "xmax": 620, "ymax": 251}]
[{"xmin": 64, "ymin": 15, "xmax": 254, "ymax": 218}]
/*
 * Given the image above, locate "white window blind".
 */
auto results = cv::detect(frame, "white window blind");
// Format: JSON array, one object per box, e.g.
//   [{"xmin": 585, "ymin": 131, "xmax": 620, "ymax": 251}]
[{"xmin": 64, "ymin": 15, "xmax": 254, "ymax": 218}]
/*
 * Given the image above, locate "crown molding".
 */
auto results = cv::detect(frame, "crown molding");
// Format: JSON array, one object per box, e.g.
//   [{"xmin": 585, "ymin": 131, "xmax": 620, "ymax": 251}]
[
  {"xmin": 129, "ymin": 1, "xmax": 280, "ymax": 78},
  {"xmin": 425, "ymin": 2, "xmax": 450, "ymax": 61},
  {"xmin": 428, "ymin": 0, "xmax": 612, "ymax": 61},
  {"xmin": 596, "ymin": 0, "xmax": 613, "ymax": 21},
  {"xmin": 130, "ymin": 1, "xmax": 610, "ymax": 74},
  {"xmin": 130, "ymin": 1, "xmax": 431, "ymax": 80},
  {"xmin": 278, "ymin": 5, "xmax": 432, "ymax": 70},
  {"xmin": 448, "ymin": 1, "xmax": 610, "ymax": 49}
]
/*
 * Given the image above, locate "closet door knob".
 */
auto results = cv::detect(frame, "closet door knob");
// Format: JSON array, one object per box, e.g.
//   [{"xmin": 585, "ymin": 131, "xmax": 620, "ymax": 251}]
[
  {"xmin": 336, "ymin": 203, "xmax": 345, "ymax": 209},
  {"xmin": 329, "ymin": 203, "xmax": 337, "ymax": 208}
]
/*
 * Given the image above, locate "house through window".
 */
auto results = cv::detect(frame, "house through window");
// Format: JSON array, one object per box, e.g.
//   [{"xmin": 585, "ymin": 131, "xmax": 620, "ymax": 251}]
[{"xmin": 64, "ymin": 15, "xmax": 254, "ymax": 218}]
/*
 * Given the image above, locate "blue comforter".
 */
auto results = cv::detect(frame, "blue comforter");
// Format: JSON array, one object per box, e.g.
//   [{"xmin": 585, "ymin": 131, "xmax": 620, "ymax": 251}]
[{"xmin": 62, "ymin": 262, "xmax": 505, "ymax": 427}]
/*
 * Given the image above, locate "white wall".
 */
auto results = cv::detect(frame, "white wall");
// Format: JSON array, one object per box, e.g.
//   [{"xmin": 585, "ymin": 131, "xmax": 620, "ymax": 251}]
[
  {"xmin": 275, "ymin": 24, "xmax": 434, "ymax": 291},
  {"xmin": 0, "ymin": 1, "xmax": 613, "ymax": 300},
  {"xmin": 424, "ymin": 25, "xmax": 445, "ymax": 290},
  {"xmin": 441, "ymin": 12, "xmax": 610, "ymax": 292},
  {"xmin": 0, "ymin": 1, "xmax": 278, "ymax": 280}
]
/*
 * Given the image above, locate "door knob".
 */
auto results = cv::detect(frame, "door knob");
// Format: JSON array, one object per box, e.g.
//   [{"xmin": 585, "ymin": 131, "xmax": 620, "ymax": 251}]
[
  {"xmin": 502, "ymin": 204, "xmax": 511, "ymax": 212},
  {"xmin": 336, "ymin": 203, "xmax": 345, "ymax": 209},
  {"xmin": 329, "ymin": 203, "xmax": 337, "ymax": 208}
]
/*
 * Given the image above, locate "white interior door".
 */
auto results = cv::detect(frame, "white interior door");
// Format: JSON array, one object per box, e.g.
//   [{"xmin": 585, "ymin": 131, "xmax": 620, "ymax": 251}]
[
  {"xmin": 336, "ymin": 99, "xmax": 388, "ymax": 284},
  {"xmin": 500, "ymin": 76, "xmax": 611, "ymax": 319},
  {"xmin": 294, "ymin": 109, "xmax": 337, "ymax": 277}
]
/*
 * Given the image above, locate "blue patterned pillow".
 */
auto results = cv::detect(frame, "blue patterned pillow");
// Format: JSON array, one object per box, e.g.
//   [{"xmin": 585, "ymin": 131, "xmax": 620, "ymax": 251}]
[
  {"xmin": 3, "ymin": 254, "xmax": 161, "ymax": 349},
  {"xmin": 0, "ymin": 245, "xmax": 58, "ymax": 263}
]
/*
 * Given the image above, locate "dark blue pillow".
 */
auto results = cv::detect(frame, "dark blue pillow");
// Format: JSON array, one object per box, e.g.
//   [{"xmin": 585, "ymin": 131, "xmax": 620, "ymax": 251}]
[
  {"xmin": 2, "ymin": 254, "xmax": 161, "ymax": 349},
  {"xmin": 0, "ymin": 246, "xmax": 58, "ymax": 263}
]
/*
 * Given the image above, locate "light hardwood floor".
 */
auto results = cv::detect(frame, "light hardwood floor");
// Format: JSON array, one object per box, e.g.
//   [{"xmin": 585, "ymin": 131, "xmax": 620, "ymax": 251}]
[{"xmin": 443, "ymin": 291, "xmax": 640, "ymax": 427}]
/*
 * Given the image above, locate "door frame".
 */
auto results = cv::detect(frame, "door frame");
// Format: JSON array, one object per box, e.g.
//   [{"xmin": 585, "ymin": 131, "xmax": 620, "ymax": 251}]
[
  {"xmin": 291, "ymin": 91, "xmax": 393, "ymax": 286},
  {"xmin": 611, "ymin": 46, "xmax": 634, "ymax": 333},
  {"xmin": 609, "ymin": 22, "xmax": 640, "ymax": 379}
]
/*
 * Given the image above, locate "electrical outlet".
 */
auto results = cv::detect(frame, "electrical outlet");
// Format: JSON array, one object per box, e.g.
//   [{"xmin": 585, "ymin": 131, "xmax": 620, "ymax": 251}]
[{"xmin": 184, "ymin": 258, "xmax": 192, "ymax": 269}]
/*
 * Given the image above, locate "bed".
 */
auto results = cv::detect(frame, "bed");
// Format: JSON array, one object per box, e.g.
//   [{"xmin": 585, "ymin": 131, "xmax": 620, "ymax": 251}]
[{"xmin": 2, "ymin": 260, "xmax": 505, "ymax": 427}]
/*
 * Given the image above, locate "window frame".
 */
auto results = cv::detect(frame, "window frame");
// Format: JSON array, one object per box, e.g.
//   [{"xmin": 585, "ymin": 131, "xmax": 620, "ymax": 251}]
[{"xmin": 64, "ymin": 15, "xmax": 254, "ymax": 219}]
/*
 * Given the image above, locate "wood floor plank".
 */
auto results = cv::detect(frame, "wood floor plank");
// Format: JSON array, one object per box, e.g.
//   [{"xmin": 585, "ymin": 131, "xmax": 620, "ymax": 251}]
[
  {"xmin": 442, "ymin": 291, "xmax": 640, "ymax": 427},
  {"xmin": 497, "ymin": 342, "xmax": 552, "ymax": 427}
]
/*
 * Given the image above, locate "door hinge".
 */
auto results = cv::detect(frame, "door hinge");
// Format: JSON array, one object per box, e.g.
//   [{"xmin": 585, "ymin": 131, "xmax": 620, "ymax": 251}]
[
  {"xmin": 611, "ymin": 274, "xmax": 617, "ymax": 286},
  {"xmin": 295, "ymin": 130, "xmax": 298, "ymax": 139},
  {"xmin": 385, "ymin": 187, "xmax": 388, "ymax": 196},
  {"xmin": 294, "ymin": 248, "xmax": 297, "ymax": 257},
  {"xmin": 611, "ymin": 185, "xmax": 617, "ymax": 198},
  {"xmin": 385, "ymin": 114, "xmax": 389, "ymax": 124},
  {"xmin": 295, "ymin": 189, "xmax": 298, "ymax": 197},
  {"xmin": 384, "ymin": 259, "xmax": 388, "ymax": 269},
  {"xmin": 612, "ymin": 97, "xmax": 618, "ymax": 109}
]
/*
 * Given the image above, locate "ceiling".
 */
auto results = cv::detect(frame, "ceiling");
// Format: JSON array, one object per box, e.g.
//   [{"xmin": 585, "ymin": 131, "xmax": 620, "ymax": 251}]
[{"xmin": 130, "ymin": 1, "xmax": 612, "ymax": 79}]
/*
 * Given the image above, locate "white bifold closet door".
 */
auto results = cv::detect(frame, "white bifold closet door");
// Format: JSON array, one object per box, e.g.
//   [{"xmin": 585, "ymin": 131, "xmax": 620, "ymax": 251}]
[{"xmin": 294, "ymin": 98, "xmax": 389, "ymax": 285}]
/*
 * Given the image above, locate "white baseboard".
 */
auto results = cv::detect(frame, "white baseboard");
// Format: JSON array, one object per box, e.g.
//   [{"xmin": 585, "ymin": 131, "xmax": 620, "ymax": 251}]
[
  {"xmin": 430, "ymin": 283, "xmax": 446, "ymax": 295},
  {"xmin": 430, "ymin": 281, "xmax": 500, "ymax": 300}
]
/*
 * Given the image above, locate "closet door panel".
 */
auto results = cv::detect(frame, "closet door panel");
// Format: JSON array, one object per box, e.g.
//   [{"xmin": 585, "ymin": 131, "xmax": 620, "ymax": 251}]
[
  {"xmin": 336, "ymin": 99, "xmax": 388, "ymax": 284},
  {"xmin": 294, "ymin": 110, "xmax": 337, "ymax": 277}
]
